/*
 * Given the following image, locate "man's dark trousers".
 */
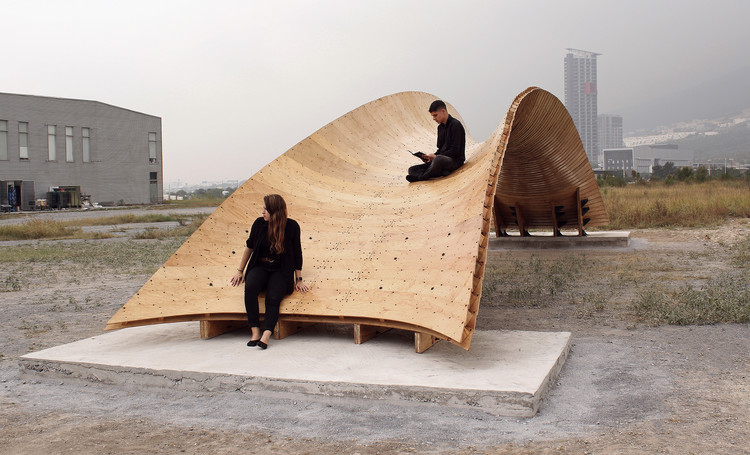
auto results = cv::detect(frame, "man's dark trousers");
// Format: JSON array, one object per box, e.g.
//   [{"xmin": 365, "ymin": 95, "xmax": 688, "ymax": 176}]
[{"xmin": 407, "ymin": 155, "xmax": 462, "ymax": 181}]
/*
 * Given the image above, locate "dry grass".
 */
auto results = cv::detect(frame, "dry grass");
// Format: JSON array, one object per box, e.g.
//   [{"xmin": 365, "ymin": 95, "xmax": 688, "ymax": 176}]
[
  {"xmin": 601, "ymin": 181, "xmax": 750, "ymax": 229},
  {"xmin": 0, "ymin": 219, "xmax": 81, "ymax": 240},
  {"xmin": 0, "ymin": 239, "xmax": 184, "ymax": 275},
  {"xmin": 0, "ymin": 214, "xmax": 206, "ymax": 241},
  {"xmin": 634, "ymin": 270, "xmax": 750, "ymax": 325},
  {"xmin": 158, "ymin": 198, "xmax": 224, "ymax": 208},
  {"xmin": 131, "ymin": 214, "xmax": 209, "ymax": 239},
  {"xmin": 68, "ymin": 213, "xmax": 185, "ymax": 226},
  {"xmin": 483, "ymin": 255, "xmax": 601, "ymax": 308}
]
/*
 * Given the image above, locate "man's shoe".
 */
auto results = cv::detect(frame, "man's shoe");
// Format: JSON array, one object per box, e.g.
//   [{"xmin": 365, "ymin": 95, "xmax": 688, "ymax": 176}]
[{"xmin": 406, "ymin": 175, "xmax": 419, "ymax": 182}]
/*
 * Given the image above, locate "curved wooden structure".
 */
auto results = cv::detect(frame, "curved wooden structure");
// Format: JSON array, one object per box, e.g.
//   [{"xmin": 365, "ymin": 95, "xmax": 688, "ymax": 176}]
[{"xmin": 106, "ymin": 87, "xmax": 607, "ymax": 350}]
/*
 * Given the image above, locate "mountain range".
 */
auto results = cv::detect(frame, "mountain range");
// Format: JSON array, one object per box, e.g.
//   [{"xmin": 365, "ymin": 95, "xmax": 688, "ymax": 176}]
[{"xmin": 615, "ymin": 65, "xmax": 750, "ymax": 134}]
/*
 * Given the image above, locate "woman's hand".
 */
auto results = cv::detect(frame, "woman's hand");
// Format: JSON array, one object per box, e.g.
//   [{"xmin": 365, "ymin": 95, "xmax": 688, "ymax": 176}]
[
  {"xmin": 295, "ymin": 280, "xmax": 309, "ymax": 293},
  {"xmin": 230, "ymin": 270, "xmax": 244, "ymax": 287}
]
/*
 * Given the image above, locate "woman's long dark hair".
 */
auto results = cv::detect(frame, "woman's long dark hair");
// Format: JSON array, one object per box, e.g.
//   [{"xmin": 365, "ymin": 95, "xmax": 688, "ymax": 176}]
[{"xmin": 264, "ymin": 194, "xmax": 287, "ymax": 254}]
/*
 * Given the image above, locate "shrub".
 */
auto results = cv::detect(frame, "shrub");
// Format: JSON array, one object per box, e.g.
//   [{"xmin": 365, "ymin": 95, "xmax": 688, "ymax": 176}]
[
  {"xmin": 695, "ymin": 166, "xmax": 709, "ymax": 183},
  {"xmin": 676, "ymin": 166, "xmax": 693, "ymax": 182}
]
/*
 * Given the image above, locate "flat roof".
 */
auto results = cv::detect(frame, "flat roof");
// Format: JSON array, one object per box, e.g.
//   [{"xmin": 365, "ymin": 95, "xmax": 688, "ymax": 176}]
[{"xmin": 0, "ymin": 91, "xmax": 161, "ymax": 120}]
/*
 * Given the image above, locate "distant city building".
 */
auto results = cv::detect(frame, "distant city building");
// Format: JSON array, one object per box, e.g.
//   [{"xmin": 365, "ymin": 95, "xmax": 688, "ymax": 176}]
[
  {"xmin": 565, "ymin": 48, "xmax": 601, "ymax": 166},
  {"xmin": 633, "ymin": 144, "xmax": 693, "ymax": 175},
  {"xmin": 598, "ymin": 114, "xmax": 625, "ymax": 153},
  {"xmin": 625, "ymin": 131, "xmax": 693, "ymax": 147},
  {"xmin": 0, "ymin": 92, "xmax": 162, "ymax": 208},
  {"xmin": 603, "ymin": 147, "xmax": 634, "ymax": 176}
]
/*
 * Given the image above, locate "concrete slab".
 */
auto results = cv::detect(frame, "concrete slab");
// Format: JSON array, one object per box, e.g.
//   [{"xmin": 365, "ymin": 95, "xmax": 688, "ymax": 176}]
[
  {"xmin": 489, "ymin": 230, "xmax": 630, "ymax": 249},
  {"xmin": 20, "ymin": 322, "xmax": 571, "ymax": 417}
]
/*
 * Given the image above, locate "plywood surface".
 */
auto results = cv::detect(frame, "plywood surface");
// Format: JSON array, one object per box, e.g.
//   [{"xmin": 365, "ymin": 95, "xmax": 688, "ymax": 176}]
[{"xmin": 106, "ymin": 87, "xmax": 607, "ymax": 349}]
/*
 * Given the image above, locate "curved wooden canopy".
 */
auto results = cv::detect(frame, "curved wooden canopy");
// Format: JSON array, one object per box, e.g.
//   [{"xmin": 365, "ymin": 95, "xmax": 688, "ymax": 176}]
[{"xmin": 106, "ymin": 87, "xmax": 607, "ymax": 349}]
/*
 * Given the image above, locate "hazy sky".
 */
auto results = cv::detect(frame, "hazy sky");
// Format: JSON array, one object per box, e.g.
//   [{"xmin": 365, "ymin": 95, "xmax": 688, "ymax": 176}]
[{"xmin": 2, "ymin": 0, "xmax": 749, "ymax": 184}]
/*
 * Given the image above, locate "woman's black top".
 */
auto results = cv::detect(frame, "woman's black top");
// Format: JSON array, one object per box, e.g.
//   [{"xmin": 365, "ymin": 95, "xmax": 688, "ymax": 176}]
[{"xmin": 245, "ymin": 217, "xmax": 303, "ymax": 294}]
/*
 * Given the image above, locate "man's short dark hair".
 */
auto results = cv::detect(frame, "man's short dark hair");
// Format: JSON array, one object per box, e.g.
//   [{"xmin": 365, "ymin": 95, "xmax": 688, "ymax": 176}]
[{"xmin": 429, "ymin": 100, "xmax": 446, "ymax": 112}]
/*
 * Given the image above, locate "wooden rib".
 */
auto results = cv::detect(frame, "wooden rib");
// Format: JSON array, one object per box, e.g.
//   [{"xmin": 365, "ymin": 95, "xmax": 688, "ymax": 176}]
[
  {"xmin": 105, "ymin": 87, "xmax": 607, "ymax": 350},
  {"xmin": 353, "ymin": 324, "xmax": 390, "ymax": 344}
]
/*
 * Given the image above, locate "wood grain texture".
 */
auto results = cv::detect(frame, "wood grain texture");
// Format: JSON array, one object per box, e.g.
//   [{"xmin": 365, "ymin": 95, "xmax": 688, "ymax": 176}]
[{"xmin": 106, "ymin": 87, "xmax": 607, "ymax": 349}]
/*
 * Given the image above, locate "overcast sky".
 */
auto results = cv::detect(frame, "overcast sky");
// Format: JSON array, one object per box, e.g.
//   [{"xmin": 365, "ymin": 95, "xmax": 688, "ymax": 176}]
[{"xmin": 2, "ymin": 0, "xmax": 749, "ymax": 184}]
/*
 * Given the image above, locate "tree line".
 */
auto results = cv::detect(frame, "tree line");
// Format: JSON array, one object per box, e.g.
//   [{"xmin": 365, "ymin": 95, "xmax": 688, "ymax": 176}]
[{"xmin": 598, "ymin": 162, "xmax": 749, "ymax": 187}]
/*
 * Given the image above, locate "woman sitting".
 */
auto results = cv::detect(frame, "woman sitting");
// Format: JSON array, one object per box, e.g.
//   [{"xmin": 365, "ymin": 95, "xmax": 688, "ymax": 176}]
[{"xmin": 230, "ymin": 194, "xmax": 309, "ymax": 349}]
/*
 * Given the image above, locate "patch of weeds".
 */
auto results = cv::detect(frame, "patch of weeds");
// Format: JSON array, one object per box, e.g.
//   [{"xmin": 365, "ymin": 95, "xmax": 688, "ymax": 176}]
[
  {"xmin": 732, "ymin": 235, "xmax": 750, "ymax": 268},
  {"xmin": 68, "ymin": 296, "xmax": 82, "ymax": 312},
  {"xmin": 634, "ymin": 270, "xmax": 750, "ymax": 325},
  {"xmin": 1, "ymin": 273, "xmax": 23, "ymax": 292},
  {"xmin": 68, "ymin": 213, "xmax": 188, "ymax": 226},
  {"xmin": 482, "ymin": 264, "xmax": 499, "ymax": 300},
  {"xmin": 132, "ymin": 228, "xmax": 162, "ymax": 239},
  {"xmin": 0, "ymin": 219, "xmax": 82, "ymax": 240},
  {"xmin": 0, "ymin": 213, "xmax": 201, "ymax": 241},
  {"xmin": 484, "ymin": 254, "xmax": 592, "ymax": 307},
  {"xmin": 81, "ymin": 232, "xmax": 117, "ymax": 240},
  {"xmin": 573, "ymin": 290, "xmax": 609, "ymax": 319},
  {"xmin": 130, "ymin": 214, "xmax": 209, "ymax": 240},
  {"xmin": 18, "ymin": 320, "xmax": 53, "ymax": 336},
  {"xmin": 84, "ymin": 296, "xmax": 103, "ymax": 308},
  {"xmin": 158, "ymin": 198, "xmax": 223, "ymax": 208},
  {"xmin": 0, "ymin": 238, "xmax": 185, "ymax": 275},
  {"xmin": 56, "ymin": 320, "xmax": 68, "ymax": 331},
  {"xmin": 585, "ymin": 291, "xmax": 608, "ymax": 312},
  {"xmin": 688, "ymin": 250, "xmax": 709, "ymax": 260}
]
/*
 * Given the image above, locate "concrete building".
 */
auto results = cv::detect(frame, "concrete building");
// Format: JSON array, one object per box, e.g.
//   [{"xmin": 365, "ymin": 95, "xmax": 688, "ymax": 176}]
[
  {"xmin": 633, "ymin": 144, "xmax": 693, "ymax": 175},
  {"xmin": 598, "ymin": 114, "xmax": 624, "ymax": 153},
  {"xmin": 0, "ymin": 92, "xmax": 162, "ymax": 208},
  {"xmin": 565, "ymin": 48, "xmax": 601, "ymax": 166},
  {"xmin": 603, "ymin": 148, "xmax": 634, "ymax": 177}
]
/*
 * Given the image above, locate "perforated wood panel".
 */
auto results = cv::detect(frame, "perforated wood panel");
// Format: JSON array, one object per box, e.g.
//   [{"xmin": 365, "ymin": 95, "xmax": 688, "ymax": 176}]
[{"xmin": 106, "ymin": 87, "xmax": 607, "ymax": 349}]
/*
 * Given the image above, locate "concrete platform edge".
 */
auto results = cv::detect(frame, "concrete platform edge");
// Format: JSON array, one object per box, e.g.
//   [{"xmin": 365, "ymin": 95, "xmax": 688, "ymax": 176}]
[
  {"xmin": 530, "ymin": 334, "xmax": 572, "ymax": 415},
  {"xmin": 19, "ymin": 356, "xmax": 547, "ymax": 417}
]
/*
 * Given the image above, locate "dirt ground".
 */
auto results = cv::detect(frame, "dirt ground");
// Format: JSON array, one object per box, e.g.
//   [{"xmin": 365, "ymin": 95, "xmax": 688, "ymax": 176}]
[{"xmin": 1, "ymin": 213, "xmax": 749, "ymax": 454}]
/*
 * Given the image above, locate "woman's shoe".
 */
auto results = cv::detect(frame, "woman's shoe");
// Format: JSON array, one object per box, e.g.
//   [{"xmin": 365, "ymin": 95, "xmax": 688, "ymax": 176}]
[
  {"xmin": 247, "ymin": 339, "xmax": 260, "ymax": 347},
  {"xmin": 257, "ymin": 341, "xmax": 268, "ymax": 350}
]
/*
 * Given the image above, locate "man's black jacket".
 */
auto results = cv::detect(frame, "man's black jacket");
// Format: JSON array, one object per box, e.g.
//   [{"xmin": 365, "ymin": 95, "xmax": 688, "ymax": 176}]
[{"xmin": 436, "ymin": 115, "xmax": 466, "ymax": 163}]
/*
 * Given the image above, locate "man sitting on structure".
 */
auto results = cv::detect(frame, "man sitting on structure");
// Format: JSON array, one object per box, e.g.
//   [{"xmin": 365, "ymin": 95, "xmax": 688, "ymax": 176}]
[{"xmin": 406, "ymin": 100, "xmax": 466, "ymax": 182}]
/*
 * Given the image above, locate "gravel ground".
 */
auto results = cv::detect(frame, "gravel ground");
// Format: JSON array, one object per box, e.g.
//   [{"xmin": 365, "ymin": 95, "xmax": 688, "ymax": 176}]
[{"xmin": 1, "ymin": 213, "xmax": 749, "ymax": 454}]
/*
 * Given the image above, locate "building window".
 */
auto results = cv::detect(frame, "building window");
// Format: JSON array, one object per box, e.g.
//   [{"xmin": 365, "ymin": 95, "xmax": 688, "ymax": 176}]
[
  {"xmin": 48, "ymin": 125, "xmax": 56, "ymax": 161},
  {"xmin": 65, "ymin": 126, "xmax": 74, "ymax": 162},
  {"xmin": 19, "ymin": 122, "xmax": 29, "ymax": 160},
  {"xmin": 148, "ymin": 132, "xmax": 157, "ymax": 163},
  {"xmin": 0, "ymin": 120, "xmax": 7, "ymax": 160},
  {"xmin": 82, "ymin": 127, "xmax": 90, "ymax": 162}
]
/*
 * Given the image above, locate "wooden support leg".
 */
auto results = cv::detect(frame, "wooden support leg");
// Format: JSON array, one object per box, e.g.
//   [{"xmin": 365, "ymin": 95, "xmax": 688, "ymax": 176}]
[
  {"xmin": 200, "ymin": 320, "xmax": 248, "ymax": 339},
  {"xmin": 353, "ymin": 324, "xmax": 390, "ymax": 344},
  {"xmin": 493, "ymin": 201, "xmax": 505, "ymax": 237},
  {"xmin": 274, "ymin": 320, "xmax": 315, "ymax": 340},
  {"xmin": 576, "ymin": 187, "xmax": 584, "ymax": 237},
  {"xmin": 514, "ymin": 203, "xmax": 529, "ymax": 236},
  {"xmin": 414, "ymin": 332, "xmax": 439, "ymax": 353},
  {"xmin": 551, "ymin": 206, "xmax": 560, "ymax": 237}
]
